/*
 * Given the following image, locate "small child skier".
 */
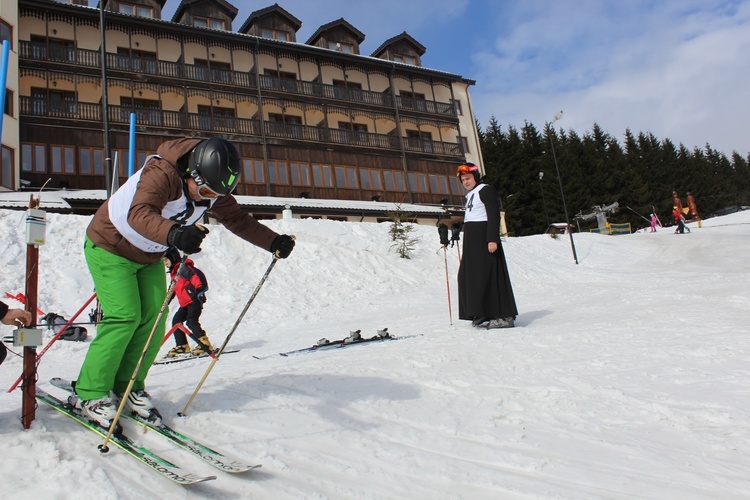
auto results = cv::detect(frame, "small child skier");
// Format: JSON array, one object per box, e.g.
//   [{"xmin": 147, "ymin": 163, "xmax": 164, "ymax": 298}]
[{"xmin": 164, "ymin": 247, "xmax": 214, "ymax": 357}]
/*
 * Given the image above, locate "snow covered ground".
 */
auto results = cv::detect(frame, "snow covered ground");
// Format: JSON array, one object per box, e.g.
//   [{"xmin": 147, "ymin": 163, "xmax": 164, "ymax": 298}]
[{"xmin": 1, "ymin": 207, "xmax": 749, "ymax": 499}]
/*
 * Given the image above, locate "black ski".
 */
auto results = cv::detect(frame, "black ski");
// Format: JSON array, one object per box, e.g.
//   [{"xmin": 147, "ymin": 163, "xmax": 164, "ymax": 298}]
[
  {"xmin": 153, "ymin": 349, "xmax": 240, "ymax": 365},
  {"xmin": 49, "ymin": 378, "xmax": 259, "ymax": 474},
  {"xmin": 35, "ymin": 388, "xmax": 216, "ymax": 485},
  {"xmin": 254, "ymin": 329, "xmax": 420, "ymax": 359}
]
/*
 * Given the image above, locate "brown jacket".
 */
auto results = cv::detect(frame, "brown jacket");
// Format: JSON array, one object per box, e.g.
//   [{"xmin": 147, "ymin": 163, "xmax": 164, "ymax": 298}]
[{"xmin": 86, "ymin": 138, "xmax": 278, "ymax": 264}]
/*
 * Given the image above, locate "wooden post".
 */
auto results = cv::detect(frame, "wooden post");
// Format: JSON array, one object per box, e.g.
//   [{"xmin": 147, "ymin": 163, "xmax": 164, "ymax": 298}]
[{"xmin": 21, "ymin": 194, "xmax": 39, "ymax": 429}]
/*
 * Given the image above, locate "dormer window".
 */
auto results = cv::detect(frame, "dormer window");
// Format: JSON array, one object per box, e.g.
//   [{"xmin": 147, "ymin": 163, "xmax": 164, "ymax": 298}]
[
  {"xmin": 393, "ymin": 53, "xmax": 417, "ymax": 65},
  {"xmin": 261, "ymin": 29, "xmax": 290, "ymax": 41},
  {"xmin": 194, "ymin": 16, "xmax": 226, "ymax": 30},
  {"xmin": 118, "ymin": 2, "xmax": 154, "ymax": 19},
  {"xmin": 328, "ymin": 41, "xmax": 354, "ymax": 54}
]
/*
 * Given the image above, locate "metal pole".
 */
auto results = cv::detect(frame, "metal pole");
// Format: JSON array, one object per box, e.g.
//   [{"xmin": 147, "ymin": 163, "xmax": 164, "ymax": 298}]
[
  {"xmin": 548, "ymin": 111, "xmax": 579, "ymax": 265},
  {"xmin": 538, "ymin": 171, "xmax": 550, "ymax": 230},
  {"xmin": 99, "ymin": 3, "xmax": 112, "ymax": 197}
]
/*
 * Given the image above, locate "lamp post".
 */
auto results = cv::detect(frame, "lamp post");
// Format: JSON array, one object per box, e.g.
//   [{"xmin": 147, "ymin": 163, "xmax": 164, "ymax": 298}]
[
  {"xmin": 538, "ymin": 171, "xmax": 550, "ymax": 231},
  {"xmin": 548, "ymin": 111, "xmax": 579, "ymax": 265}
]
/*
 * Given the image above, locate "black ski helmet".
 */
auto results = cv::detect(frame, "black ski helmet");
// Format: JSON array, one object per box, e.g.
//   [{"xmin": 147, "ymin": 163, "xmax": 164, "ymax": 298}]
[
  {"xmin": 187, "ymin": 137, "xmax": 241, "ymax": 195},
  {"xmin": 164, "ymin": 246, "xmax": 181, "ymax": 270}
]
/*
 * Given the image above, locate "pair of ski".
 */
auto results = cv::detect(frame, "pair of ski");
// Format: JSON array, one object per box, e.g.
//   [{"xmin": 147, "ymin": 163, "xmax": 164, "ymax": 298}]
[
  {"xmin": 36, "ymin": 378, "xmax": 260, "ymax": 485},
  {"xmin": 254, "ymin": 328, "xmax": 419, "ymax": 360},
  {"xmin": 153, "ymin": 348, "xmax": 240, "ymax": 365}
]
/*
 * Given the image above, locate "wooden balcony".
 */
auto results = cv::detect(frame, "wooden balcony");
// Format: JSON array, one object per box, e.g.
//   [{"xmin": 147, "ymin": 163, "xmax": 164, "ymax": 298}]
[
  {"xmin": 20, "ymin": 41, "xmax": 458, "ymax": 118},
  {"xmin": 19, "ymin": 97, "xmax": 464, "ymax": 157}
]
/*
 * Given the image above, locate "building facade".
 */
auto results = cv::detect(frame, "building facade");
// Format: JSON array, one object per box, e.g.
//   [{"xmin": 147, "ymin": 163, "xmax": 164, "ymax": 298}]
[{"xmin": 5, "ymin": 0, "xmax": 482, "ymax": 220}]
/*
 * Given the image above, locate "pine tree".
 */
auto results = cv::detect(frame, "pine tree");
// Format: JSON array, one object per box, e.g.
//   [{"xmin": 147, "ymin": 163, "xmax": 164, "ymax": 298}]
[{"xmin": 387, "ymin": 204, "xmax": 419, "ymax": 259}]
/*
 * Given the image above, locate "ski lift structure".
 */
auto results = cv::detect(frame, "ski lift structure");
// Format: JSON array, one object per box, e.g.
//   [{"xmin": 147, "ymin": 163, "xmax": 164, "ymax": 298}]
[{"xmin": 574, "ymin": 202, "xmax": 622, "ymax": 234}]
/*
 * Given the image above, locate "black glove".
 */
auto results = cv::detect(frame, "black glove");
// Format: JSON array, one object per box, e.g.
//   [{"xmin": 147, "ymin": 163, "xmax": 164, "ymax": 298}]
[
  {"xmin": 451, "ymin": 222, "xmax": 462, "ymax": 242},
  {"xmin": 167, "ymin": 224, "xmax": 209, "ymax": 254},
  {"xmin": 271, "ymin": 234, "xmax": 295, "ymax": 259},
  {"xmin": 438, "ymin": 224, "xmax": 450, "ymax": 246}
]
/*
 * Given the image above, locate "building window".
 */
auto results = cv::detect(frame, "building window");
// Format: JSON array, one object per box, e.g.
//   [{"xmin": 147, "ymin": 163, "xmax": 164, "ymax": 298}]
[
  {"xmin": 79, "ymin": 147, "xmax": 104, "ymax": 175},
  {"xmin": 383, "ymin": 170, "xmax": 406, "ymax": 191},
  {"xmin": 118, "ymin": 2, "xmax": 154, "ymax": 18},
  {"xmin": 243, "ymin": 159, "xmax": 265, "ymax": 184},
  {"xmin": 194, "ymin": 16, "xmax": 225, "ymax": 30},
  {"xmin": 458, "ymin": 136, "xmax": 469, "ymax": 154},
  {"xmin": 428, "ymin": 174, "xmax": 450, "ymax": 195},
  {"xmin": 4, "ymin": 88, "xmax": 12, "ymax": 116},
  {"xmin": 393, "ymin": 53, "xmax": 417, "ymax": 65},
  {"xmin": 334, "ymin": 166, "xmax": 358, "ymax": 188},
  {"xmin": 451, "ymin": 99, "xmax": 463, "ymax": 116},
  {"xmin": 312, "ymin": 163, "xmax": 333, "ymax": 187},
  {"xmin": 1, "ymin": 145, "xmax": 13, "ymax": 189},
  {"xmin": 407, "ymin": 172, "xmax": 429, "ymax": 193},
  {"xmin": 328, "ymin": 41, "xmax": 354, "ymax": 54},
  {"xmin": 261, "ymin": 28, "xmax": 290, "ymax": 41},
  {"xmin": 121, "ymin": 97, "xmax": 161, "ymax": 126},
  {"xmin": 51, "ymin": 145, "xmax": 75, "ymax": 174},
  {"xmin": 290, "ymin": 162, "xmax": 310, "ymax": 186},
  {"xmin": 112, "ymin": 148, "xmax": 148, "ymax": 176},
  {"xmin": 0, "ymin": 20, "xmax": 12, "ymax": 49},
  {"xmin": 267, "ymin": 160, "xmax": 288, "ymax": 184},
  {"xmin": 359, "ymin": 168, "xmax": 383, "ymax": 190},
  {"xmin": 450, "ymin": 177, "xmax": 463, "ymax": 195},
  {"xmin": 22, "ymin": 143, "xmax": 47, "ymax": 173}
]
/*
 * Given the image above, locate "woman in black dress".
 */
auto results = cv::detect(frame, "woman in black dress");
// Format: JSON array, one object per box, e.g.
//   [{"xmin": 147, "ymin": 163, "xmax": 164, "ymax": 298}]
[{"xmin": 456, "ymin": 162, "xmax": 518, "ymax": 329}]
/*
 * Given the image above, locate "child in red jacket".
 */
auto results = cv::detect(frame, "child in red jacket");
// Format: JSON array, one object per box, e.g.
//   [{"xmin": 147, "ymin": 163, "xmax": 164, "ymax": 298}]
[{"xmin": 164, "ymin": 247, "xmax": 214, "ymax": 357}]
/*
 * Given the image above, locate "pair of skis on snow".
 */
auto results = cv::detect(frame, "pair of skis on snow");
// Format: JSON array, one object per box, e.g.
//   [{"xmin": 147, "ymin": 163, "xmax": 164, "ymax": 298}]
[
  {"xmin": 36, "ymin": 378, "xmax": 260, "ymax": 485},
  {"xmin": 253, "ymin": 328, "xmax": 420, "ymax": 360}
]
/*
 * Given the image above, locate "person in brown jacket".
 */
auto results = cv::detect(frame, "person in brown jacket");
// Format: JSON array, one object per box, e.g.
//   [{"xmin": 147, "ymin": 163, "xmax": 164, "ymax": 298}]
[{"xmin": 68, "ymin": 137, "xmax": 295, "ymax": 429}]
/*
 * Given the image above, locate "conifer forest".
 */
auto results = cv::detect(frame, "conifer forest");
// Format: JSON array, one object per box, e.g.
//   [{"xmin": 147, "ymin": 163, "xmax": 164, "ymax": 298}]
[{"xmin": 478, "ymin": 117, "xmax": 750, "ymax": 236}]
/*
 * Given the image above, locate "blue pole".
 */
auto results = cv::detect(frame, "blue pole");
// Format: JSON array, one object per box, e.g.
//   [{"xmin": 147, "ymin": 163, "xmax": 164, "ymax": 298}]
[
  {"xmin": 128, "ymin": 112, "xmax": 136, "ymax": 177},
  {"xmin": 0, "ymin": 40, "xmax": 10, "ymax": 146}
]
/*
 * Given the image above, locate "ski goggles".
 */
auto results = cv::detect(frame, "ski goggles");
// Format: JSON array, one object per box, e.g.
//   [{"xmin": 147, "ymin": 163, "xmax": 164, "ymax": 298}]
[
  {"xmin": 197, "ymin": 183, "xmax": 221, "ymax": 200},
  {"xmin": 456, "ymin": 163, "xmax": 480, "ymax": 177},
  {"xmin": 190, "ymin": 170, "xmax": 223, "ymax": 200}
]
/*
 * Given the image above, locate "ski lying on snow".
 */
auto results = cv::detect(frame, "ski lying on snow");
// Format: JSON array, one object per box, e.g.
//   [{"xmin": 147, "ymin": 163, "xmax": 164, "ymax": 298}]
[
  {"xmin": 49, "ymin": 378, "xmax": 260, "ymax": 474},
  {"xmin": 153, "ymin": 349, "xmax": 240, "ymax": 365},
  {"xmin": 254, "ymin": 328, "xmax": 421, "ymax": 359},
  {"xmin": 35, "ymin": 388, "xmax": 216, "ymax": 485}
]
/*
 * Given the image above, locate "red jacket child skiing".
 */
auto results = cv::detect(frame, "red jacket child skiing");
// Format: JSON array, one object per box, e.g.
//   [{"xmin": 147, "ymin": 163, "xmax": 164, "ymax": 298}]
[{"xmin": 164, "ymin": 247, "xmax": 213, "ymax": 357}]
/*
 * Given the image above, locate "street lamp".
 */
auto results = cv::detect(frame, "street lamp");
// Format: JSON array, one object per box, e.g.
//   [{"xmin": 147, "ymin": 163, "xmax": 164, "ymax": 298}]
[
  {"xmin": 538, "ymin": 171, "xmax": 550, "ymax": 230},
  {"xmin": 548, "ymin": 111, "xmax": 579, "ymax": 265}
]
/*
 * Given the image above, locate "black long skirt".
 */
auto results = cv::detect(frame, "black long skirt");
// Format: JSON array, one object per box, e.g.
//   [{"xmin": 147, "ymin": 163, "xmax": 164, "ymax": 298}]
[{"xmin": 458, "ymin": 221, "xmax": 518, "ymax": 321}]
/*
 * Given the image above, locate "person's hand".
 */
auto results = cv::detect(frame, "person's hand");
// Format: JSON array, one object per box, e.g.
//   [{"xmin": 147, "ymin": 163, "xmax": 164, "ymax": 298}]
[
  {"xmin": 487, "ymin": 242, "xmax": 498, "ymax": 254},
  {"xmin": 1, "ymin": 308, "xmax": 33, "ymax": 326},
  {"xmin": 167, "ymin": 224, "xmax": 209, "ymax": 254},
  {"xmin": 271, "ymin": 234, "xmax": 295, "ymax": 259}
]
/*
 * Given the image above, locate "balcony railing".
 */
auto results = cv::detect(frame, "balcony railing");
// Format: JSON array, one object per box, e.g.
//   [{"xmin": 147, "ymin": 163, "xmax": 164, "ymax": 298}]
[
  {"xmin": 19, "ymin": 97, "xmax": 463, "ymax": 157},
  {"xmin": 20, "ymin": 41, "xmax": 458, "ymax": 118}
]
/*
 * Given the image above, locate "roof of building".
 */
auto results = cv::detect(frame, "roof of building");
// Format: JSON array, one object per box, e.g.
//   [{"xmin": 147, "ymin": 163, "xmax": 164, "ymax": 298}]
[{"xmin": 0, "ymin": 190, "xmax": 453, "ymax": 216}]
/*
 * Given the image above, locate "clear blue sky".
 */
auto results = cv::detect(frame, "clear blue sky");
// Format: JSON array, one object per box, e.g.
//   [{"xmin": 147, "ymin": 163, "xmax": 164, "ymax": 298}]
[{"xmin": 163, "ymin": 0, "xmax": 750, "ymax": 156}]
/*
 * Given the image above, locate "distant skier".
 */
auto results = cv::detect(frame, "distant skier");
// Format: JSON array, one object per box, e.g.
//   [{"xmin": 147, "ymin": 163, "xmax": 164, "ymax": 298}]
[
  {"xmin": 650, "ymin": 213, "xmax": 659, "ymax": 232},
  {"xmin": 672, "ymin": 206, "xmax": 687, "ymax": 234}
]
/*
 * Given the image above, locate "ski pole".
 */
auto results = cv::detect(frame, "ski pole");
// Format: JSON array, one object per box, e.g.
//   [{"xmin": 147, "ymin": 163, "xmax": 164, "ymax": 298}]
[
  {"xmin": 99, "ymin": 254, "xmax": 190, "ymax": 453},
  {"xmin": 179, "ymin": 252, "xmax": 283, "ymax": 416},
  {"xmin": 7, "ymin": 292, "xmax": 97, "ymax": 393},
  {"xmin": 442, "ymin": 246, "xmax": 453, "ymax": 325}
]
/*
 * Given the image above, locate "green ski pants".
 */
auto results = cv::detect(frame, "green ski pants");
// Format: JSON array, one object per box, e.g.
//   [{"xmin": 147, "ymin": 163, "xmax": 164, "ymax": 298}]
[{"xmin": 75, "ymin": 237, "xmax": 167, "ymax": 400}]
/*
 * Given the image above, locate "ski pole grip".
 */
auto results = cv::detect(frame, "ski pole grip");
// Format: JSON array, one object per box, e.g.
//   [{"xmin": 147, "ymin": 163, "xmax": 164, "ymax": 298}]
[{"xmin": 273, "ymin": 234, "xmax": 296, "ymax": 260}]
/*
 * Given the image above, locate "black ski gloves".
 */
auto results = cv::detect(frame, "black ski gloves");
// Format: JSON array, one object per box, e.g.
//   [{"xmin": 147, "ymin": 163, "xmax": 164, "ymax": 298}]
[
  {"xmin": 167, "ymin": 224, "xmax": 209, "ymax": 254},
  {"xmin": 438, "ymin": 223, "xmax": 450, "ymax": 246},
  {"xmin": 271, "ymin": 234, "xmax": 295, "ymax": 259}
]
